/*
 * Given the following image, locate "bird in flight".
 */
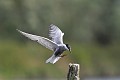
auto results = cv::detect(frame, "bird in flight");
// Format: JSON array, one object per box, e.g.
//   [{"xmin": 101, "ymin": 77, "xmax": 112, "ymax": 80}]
[{"xmin": 17, "ymin": 24, "xmax": 71, "ymax": 64}]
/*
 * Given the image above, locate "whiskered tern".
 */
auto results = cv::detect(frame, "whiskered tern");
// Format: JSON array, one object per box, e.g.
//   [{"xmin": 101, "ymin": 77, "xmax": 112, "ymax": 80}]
[{"xmin": 17, "ymin": 24, "xmax": 71, "ymax": 64}]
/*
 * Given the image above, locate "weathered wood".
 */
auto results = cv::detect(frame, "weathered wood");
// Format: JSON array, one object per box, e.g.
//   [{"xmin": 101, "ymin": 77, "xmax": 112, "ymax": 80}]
[{"xmin": 67, "ymin": 63, "xmax": 80, "ymax": 80}]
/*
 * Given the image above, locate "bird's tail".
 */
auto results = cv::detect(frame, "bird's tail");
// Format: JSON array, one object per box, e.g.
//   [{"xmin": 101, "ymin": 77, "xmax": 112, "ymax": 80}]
[{"xmin": 46, "ymin": 55, "xmax": 61, "ymax": 64}]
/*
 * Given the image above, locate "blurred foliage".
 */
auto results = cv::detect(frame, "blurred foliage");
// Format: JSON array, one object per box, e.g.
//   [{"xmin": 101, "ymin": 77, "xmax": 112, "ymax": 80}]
[{"xmin": 0, "ymin": 0, "xmax": 120, "ymax": 79}]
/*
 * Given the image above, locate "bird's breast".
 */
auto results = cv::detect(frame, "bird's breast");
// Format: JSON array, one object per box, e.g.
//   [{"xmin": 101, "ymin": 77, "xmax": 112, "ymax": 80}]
[{"xmin": 54, "ymin": 46, "xmax": 66, "ymax": 57}]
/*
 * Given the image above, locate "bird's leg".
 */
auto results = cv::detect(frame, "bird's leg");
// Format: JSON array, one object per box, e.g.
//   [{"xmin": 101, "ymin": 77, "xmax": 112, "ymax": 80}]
[{"xmin": 60, "ymin": 54, "xmax": 67, "ymax": 57}]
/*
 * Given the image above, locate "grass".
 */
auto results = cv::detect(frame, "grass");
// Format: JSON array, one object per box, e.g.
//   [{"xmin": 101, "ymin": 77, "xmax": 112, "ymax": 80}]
[{"xmin": 0, "ymin": 40, "xmax": 120, "ymax": 79}]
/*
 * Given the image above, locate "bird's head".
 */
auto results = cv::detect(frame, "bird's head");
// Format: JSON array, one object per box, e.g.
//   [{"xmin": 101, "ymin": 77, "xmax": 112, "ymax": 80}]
[{"xmin": 65, "ymin": 44, "xmax": 71, "ymax": 53}]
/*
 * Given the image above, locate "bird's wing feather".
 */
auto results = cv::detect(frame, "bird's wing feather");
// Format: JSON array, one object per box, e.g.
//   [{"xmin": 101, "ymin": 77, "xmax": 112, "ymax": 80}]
[
  {"xmin": 17, "ymin": 29, "xmax": 58, "ymax": 51},
  {"xmin": 49, "ymin": 24, "xmax": 64, "ymax": 44}
]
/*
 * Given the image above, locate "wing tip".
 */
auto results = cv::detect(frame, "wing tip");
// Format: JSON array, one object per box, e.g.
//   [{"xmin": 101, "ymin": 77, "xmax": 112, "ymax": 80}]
[
  {"xmin": 16, "ymin": 29, "xmax": 25, "ymax": 34},
  {"xmin": 16, "ymin": 29, "xmax": 20, "ymax": 32},
  {"xmin": 16, "ymin": 29, "xmax": 23, "ymax": 33},
  {"xmin": 49, "ymin": 24, "xmax": 59, "ymax": 32},
  {"xmin": 50, "ymin": 24, "xmax": 54, "ymax": 27},
  {"xmin": 49, "ymin": 24, "xmax": 57, "ymax": 28}
]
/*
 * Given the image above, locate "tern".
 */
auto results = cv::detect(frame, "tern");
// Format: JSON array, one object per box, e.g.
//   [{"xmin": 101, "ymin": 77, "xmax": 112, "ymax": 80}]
[{"xmin": 17, "ymin": 24, "xmax": 71, "ymax": 64}]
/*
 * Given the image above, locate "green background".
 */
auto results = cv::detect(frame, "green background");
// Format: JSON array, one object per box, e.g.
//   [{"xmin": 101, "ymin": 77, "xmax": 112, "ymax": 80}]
[{"xmin": 0, "ymin": 0, "xmax": 120, "ymax": 79}]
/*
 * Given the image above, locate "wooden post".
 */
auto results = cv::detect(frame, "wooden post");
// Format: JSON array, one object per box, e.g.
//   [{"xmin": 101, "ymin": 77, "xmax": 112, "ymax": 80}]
[{"xmin": 67, "ymin": 63, "xmax": 80, "ymax": 80}]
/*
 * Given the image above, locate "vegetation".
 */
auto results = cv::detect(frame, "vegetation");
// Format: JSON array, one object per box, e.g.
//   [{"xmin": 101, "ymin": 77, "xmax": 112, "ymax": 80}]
[{"xmin": 0, "ymin": 0, "xmax": 120, "ymax": 79}]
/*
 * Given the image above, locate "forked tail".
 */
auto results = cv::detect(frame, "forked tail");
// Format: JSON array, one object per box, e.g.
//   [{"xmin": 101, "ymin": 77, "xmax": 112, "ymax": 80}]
[{"xmin": 46, "ymin": 55, "xmax": 61, "ymax": 64}]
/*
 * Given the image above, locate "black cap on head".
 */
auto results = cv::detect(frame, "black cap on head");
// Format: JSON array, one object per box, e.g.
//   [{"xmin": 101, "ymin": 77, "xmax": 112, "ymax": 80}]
[{"xmin": 65, "ymin": 44, "xmax": 71, "ymax": 52}]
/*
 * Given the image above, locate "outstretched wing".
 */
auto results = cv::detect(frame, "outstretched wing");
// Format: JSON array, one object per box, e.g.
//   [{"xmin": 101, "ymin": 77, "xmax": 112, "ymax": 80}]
[
  {"xmin": 49, "ymin": 24, "xmax": 64, "ymax": 44},
  {"xmin": 17, "ymin": 29, "xmax": 58, "ymax": 51}
]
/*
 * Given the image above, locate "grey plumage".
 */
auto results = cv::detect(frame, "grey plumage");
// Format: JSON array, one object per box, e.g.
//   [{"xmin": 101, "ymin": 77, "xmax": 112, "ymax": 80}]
[{"xmin": 17, "ymin": 24, "xmax": 71, "ymax": 64}]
